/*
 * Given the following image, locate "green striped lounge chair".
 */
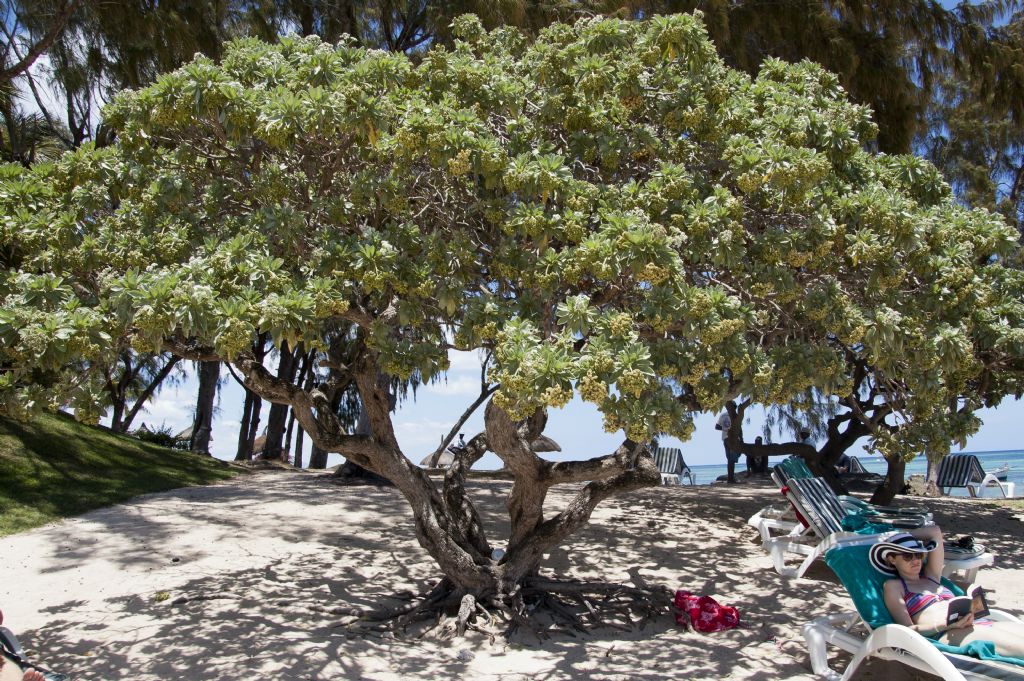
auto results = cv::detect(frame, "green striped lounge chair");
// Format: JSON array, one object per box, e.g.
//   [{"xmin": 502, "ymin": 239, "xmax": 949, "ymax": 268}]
[
  {"xmin": 774, "ymin": 456, "xmax": 932, "ymax": 520},
  {"xmin": 937, "ymin": 455, "xmax": 1015, "ymax": 499},
  {"xmin": 748, "ymin": 457, "xmax": 933, "ymax": 551},
  {"xmin": 651, "ymin": 446, "xmax": 694, "ymax": 485},
  {"xmin": 766, "ymin": 477, "xmax": 990, "ymax": 581}
]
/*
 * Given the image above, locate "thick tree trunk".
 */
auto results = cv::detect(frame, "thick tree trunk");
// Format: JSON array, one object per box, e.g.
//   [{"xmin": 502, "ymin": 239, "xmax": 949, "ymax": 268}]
[
  {"xmin": 335, "ymin": 369, "xmax": 396, "ymax": 480},
  {"xmin": 293, "ymin": 419, "xmax": 305, "ymax": 468},
  {"xmin": 292, "ymin": 352, "xmax": 317, "ymax": 468},
  {"xmin": 869, "ymin": 457, "xmax": 907, "ymax": 505},
  {"xmin": 235, "ymin": 336, "xmax": 267, "ymax": 460},
  {"xmin": 225, "ymin": 348, "xmax": 661, "ymax": 599},
  {"xmin": 189, "ymin": 360, "xmax": 219, "ymax": 454},
  {"xmin": 235, "ymin": 389, "xmax": 256, "ymax": 461},
  {"xmin": 283, "ymin": 409, "xmax": 296, "ymax": 464},
  {"xmin": 334, "ymin": 396, "xmax": 388, "ymax": 481},
  {"xmin": 246, "ymin": 394, "xmax": 262, "ymax": 457},
  {"xmin": 261, "ymin": 341, "xmax": 300, "ymax": 460},
  {"xmin": 924, "ymin": 452, "xmax": 943, "ymax": 496},
  {"xmin": 308, "ymin": 444, "xmax": 328, "ymax": 469},
  {"xmin": 104, "ymin": 353, "xmax": 133, "ymax": 433},
  {"xmin": 109, "ymin": 399, "xmax": 126, "ymax": 433}
]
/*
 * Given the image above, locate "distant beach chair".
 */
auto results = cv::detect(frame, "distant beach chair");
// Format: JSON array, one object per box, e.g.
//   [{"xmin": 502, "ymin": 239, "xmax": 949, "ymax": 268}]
[
  {"xmin": 803, "ymin": 535, "xmax": 1024, "ymax": 681},
  {"xmin": 651, "ymin": 446, "xmax": 694, "ymax": 485},
  {"xmin": 937, "ymin": 454, "xmax": 1015, "ymax": 499},
  {"xmin": 846, "ymin": 455, "xmax": 868, "ymax": 474},
  {"xmin": 762, "ymin": 477, "xmax": 991, "ymax": 581}
]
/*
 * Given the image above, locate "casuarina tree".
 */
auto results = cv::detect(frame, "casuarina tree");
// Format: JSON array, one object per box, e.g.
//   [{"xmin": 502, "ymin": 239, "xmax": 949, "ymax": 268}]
[{"xmin": 2, "ymin": 14, "xmax": 1022, "ymax": 631}]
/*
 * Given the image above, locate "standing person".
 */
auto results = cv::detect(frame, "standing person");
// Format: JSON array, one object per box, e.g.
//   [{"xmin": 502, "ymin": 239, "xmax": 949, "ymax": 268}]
[{"xmin": 717, "ymin": 401, "xmax": 740, "ymax": 483}]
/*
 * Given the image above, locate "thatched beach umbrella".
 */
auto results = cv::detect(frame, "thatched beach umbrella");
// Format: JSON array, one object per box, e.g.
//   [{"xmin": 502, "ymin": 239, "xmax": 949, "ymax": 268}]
[{"xmin": 419, "ymin": 450, "xmax": 455, "ymax": 468}]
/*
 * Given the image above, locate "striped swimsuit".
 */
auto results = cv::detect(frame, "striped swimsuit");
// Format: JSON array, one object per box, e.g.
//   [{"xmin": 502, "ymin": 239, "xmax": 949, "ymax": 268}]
[{"xmin": 900, "ymin": 576, "xmax": 954, "ymax": 617}]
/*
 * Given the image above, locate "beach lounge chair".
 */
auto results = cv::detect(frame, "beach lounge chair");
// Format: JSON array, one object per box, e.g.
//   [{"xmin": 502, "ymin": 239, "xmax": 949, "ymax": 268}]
[
  {"xmin": 846, "ymin": 455, "xmax": 868, "ymax": 474},
  {"xmin": 803, "ymin": 534, "xmax": 1024, "ymax": 681},
  {"xmin": 747, "ymin": 457, "xmax": 929, "ymax": 551},
  {"xmin": 764, "ymin": 477, "xmax": 990, "ymax": 580},
  {"xmin": 651, "ymin": 446, "xmax": 694, "ymax": 485},
  {"xmin": 937, "ymin": 455, "xmax": 1016, "ymax": 499},
  {"xmin": 773, "ymin": 456, "xmax": 932, "ymax": 520}
]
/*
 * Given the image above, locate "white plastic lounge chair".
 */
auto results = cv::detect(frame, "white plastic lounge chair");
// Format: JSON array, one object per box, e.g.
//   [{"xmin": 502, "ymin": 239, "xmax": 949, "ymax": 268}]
[
  {"xmin": 803, "ymin": 534, "xmax": 1024, "ymax": 681},
  {"xmin": 937, "ymin": 455, "xmax": 1016, "ymax": 499},
  {"xmin": 765, "ymin": 477, "xmax": 990, "ymax": 581},
  {"xmin": 651, "ymin": 446, "xmax": 694, "ymax": 485}
]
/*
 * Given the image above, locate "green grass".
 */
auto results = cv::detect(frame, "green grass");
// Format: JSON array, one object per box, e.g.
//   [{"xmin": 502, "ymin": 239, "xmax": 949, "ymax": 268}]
[
  {"xmin": 994, "ymin": 498, "xmax": 1024, "ymax": 512},
  {"xmin": 0, "ymin": 411, "xmax": 242, "ymax": 536}
]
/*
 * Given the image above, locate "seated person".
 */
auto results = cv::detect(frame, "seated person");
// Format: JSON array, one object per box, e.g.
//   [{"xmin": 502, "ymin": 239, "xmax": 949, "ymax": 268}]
[
  {"xmin": 835, "ymin": 453, "xmax": 851, "ymax": 474},
  {"xmin": 1, "ymin": 643, "xmax": 47, "ymax": 681},
  {"xmin": 0, "ymin": 610, "xmax": 60, "ymax": 681},
  {"xmin": 872, "ymin": 528, "xmax": 1024, "ymax": 656}
]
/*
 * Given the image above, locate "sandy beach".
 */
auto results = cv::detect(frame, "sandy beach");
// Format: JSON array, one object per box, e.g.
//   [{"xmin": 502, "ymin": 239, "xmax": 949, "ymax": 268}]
[{"xmin": 1, "ymin": 471, "xmax": 1022, "ymax": 680}]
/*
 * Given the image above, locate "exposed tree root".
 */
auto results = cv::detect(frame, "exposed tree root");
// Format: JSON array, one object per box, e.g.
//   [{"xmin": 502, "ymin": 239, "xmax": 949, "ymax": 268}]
[{"xmin": 344, "ymin": 576, "xmax": 672, "ymax": 642}]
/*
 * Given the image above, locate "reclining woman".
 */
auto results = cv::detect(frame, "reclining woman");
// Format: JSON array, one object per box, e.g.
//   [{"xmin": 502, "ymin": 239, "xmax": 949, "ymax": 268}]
[{"xmin": 872, "ymin": 527, "xmax": 1024, "ymax": 656}]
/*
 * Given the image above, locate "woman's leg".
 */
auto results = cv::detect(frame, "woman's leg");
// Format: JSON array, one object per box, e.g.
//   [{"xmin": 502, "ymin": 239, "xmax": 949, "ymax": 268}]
[{"xmin": 943, "ymin": 621, "xmax": 1024, "ymax": 657}]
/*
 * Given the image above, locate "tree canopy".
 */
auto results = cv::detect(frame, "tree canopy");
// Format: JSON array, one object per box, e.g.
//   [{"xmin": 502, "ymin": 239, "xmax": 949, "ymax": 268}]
[{"xmin": 2, "ymin": 13, "xmax": 1023, "ymax": 599}]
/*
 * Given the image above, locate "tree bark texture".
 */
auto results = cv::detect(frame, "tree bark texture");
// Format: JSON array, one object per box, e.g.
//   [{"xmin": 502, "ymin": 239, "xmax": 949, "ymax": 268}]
[
  {"xmin": 189, "ymin": 360, "xmax": 219, "ymax": 454},
  {"xmin": 293, "ymin": 418, "xmax": 305, "ymax": 468},
  {"xmin": 260, "ymin": 341, "xmax": 300, "ymax": 460},
  {"xmin": 235, "ymin": 388, "xmax": 255, "ymax": 461},
  {"xmin": 870, "ymin": 457, "xmax": 908, "ymax": 506},
  {"xmin": 308, "ymin": 443, "xmax": 328, "ymax": 469},
  {"xmin": 232, "ymin": 335, "xmax": 268, "ymax": 460},
  {"xmin": 228, "ymin": 347, "xmax": 661, "ymax": 597}
]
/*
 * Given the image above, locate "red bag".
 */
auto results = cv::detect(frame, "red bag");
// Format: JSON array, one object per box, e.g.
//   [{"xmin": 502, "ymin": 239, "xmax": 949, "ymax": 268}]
[{"xmin": 673, "ymin": 590, "xmax": 740, "ymax": 632}]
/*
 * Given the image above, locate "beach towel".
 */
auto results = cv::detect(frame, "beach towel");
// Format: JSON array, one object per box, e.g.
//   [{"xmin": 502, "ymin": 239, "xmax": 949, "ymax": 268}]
[
  {"xmin": 673, "ymin": 590, "xmax": 740, "ymax": 632},
  {"xmin": 839, "ymin": 513, "xmax": 920, "ymax": 534}
]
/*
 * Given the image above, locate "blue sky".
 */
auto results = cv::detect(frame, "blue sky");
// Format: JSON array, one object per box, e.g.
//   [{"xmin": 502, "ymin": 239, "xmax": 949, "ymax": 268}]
[{"xmin": 124, "ymin": 349, "xmax": 1024, "ymax": 469}]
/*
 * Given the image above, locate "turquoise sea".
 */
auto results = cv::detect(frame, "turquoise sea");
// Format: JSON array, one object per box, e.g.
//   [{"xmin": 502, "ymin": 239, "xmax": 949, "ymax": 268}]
[{"xmin": 687, "ymin": 449, "xmax": 1024, "ymax": 494}]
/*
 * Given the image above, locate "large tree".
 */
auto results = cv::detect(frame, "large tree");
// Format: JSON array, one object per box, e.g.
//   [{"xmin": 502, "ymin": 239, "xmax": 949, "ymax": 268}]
[{"xmin": 2, "ymin": 15, "xmax": 1022, "ymax": 624}]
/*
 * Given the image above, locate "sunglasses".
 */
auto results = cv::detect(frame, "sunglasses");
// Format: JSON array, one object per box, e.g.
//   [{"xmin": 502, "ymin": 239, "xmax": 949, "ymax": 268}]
[{"xmin": 893, "ymin": 552, "xmax": 926, "ymax": 561}]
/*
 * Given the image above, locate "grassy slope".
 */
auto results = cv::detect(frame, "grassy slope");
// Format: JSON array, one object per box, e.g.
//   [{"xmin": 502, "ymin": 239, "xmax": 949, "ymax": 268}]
[{"xmin": 0, "ymin": 411, "xmax": 241, "ymax": 536}]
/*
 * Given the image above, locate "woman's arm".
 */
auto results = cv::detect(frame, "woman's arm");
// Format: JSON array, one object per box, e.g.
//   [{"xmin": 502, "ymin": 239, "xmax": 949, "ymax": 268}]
[{"xmin": 911, "ymin": 524, "xmax": 945, "ymax": 581}]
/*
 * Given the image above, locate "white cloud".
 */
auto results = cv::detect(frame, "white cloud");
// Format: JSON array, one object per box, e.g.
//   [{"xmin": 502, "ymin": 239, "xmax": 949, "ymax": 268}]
[
  {"xmin": 423, "ymin": 375, "xmax": 481, "ymax": 397},
  {"xmin": 394, "ymin": 418, "xmax": 454, "ymax": 450},
  {"xmin": 447, "ymin": 350, "xmax": 488, "ymax": 374},
  {"xmin": 135, "ymin": 398, "xmax": 192, "ymax": 431}
]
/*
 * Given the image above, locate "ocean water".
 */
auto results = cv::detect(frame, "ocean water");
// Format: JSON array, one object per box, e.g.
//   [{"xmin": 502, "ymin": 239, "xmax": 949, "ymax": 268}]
[{"xmin": 686, "ymin": 449, "xmax": 1024, "ymax": 494}]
